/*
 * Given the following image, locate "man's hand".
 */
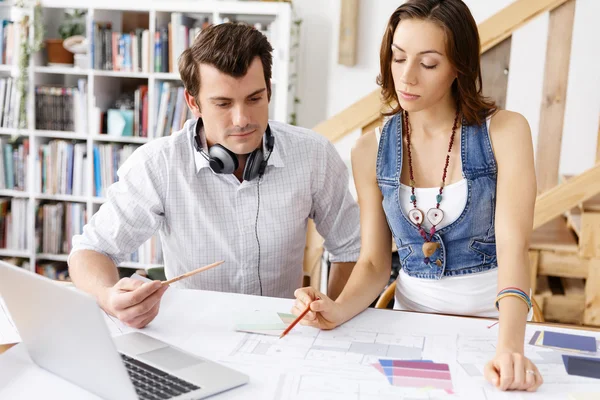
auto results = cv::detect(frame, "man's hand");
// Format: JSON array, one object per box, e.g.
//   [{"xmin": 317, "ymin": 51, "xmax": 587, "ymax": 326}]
[{"xmin": 100, "ymin": 278, "xmax": 169, "ymax": 329}]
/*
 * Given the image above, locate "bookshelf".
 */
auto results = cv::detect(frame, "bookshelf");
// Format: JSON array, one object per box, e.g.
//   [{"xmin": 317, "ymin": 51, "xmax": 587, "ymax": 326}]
[{"xmin": 0, "ymin": 0, "xmax": 293, "ymax": 279}]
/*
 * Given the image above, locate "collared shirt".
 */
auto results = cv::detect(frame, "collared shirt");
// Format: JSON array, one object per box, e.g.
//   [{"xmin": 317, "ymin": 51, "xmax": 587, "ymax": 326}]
[{"xmin": 70, "ymin": 119, "xmax": 361, "ymax": 298}]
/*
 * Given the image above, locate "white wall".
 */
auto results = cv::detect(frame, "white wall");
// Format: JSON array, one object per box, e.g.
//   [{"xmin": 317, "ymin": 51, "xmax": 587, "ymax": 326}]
[{"xmin": 294, "ymin": 0, "xmax": 600, "ymax": 176}]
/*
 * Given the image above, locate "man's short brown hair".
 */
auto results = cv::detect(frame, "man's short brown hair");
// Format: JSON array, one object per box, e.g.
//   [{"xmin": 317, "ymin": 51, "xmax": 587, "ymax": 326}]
[{"xmin": 178, "ymin": 23, "xmax": 274, "ymax": 104}]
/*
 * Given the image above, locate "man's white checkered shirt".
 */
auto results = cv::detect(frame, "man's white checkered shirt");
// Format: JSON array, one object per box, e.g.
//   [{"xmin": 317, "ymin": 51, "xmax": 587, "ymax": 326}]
[{"xmin": 70, "ymin": 119, "xmax": 361, "ymax": 298}]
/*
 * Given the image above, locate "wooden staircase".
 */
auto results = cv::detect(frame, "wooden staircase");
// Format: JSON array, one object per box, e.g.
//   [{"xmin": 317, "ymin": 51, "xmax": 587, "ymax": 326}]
[
  {"xmin": 530, "ymin": 176, "xmax": 600, "ymax": 326},
  {"xmin": 305, "ymin": 0, "xmax": 600, "ymax": 327}
]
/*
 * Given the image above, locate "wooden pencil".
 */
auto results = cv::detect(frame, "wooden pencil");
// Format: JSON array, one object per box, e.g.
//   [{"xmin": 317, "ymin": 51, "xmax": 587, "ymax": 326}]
[
  {"xmin": 162, "ymin": 260, "xmax": 224, "ymax": 285},
  {"xmin": 279, "ymin": 301, "xmax": 314, "ymax": 339}
]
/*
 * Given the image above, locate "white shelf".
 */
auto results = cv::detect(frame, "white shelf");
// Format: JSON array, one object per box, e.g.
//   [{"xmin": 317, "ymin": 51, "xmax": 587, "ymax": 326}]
[
  {"xmin": 34, "ymin": 66, "xmax": 90, "ymax": 75},
  {"xmin": 32, "ymin": 130, "xmax": 89, "ymax": 140},
  {"xmin": 4, "ymin": 0, "xmax": 293, "ymax": 276},
  {"xmin": 0, "ymin": 189, "xmax": 29, "ymax": 198},
  {"xmin": 91, "ymin": 135, "xmax": 150, "ymax": 144},
  {"xmin": 93, "ymin": 70, "xmax": 150, "ymax": 79},
  {"xmin": 0, "ymin": 128, "xmax": 28, "ymax": 136},
  {"xmin": 0, "ymin": 248, "xmax": 30, "ymax": 258},
  {"xmin": 35, "ymin": 193, "xmax": 88, "ymax": 203},
  {"xmin": 154, "ymin": 72, "xmax": 181, "ymax": 81},
  {"xmin": 36, "ymin": 253, "xmax": 69, "ymax": 262}
]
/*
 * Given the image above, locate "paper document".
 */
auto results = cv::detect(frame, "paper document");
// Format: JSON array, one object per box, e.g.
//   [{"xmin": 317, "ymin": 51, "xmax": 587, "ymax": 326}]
[{"xmin": 0, "ymin": 296, "xmax": 20, "ymax": 345}]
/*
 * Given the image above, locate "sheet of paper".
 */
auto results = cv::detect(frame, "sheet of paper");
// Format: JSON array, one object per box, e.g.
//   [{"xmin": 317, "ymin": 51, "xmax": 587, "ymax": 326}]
[
  {"xmin": 0, "ymin": 296, "xmax": 20, "ymax": 345},
  {"xmin": 234, "ymin": 311, "xmax": 295, "ymax": 336},
  {"xmin": 130, "ymin": 273, "xmax": 152, "ymax": 283},
  {"xmin": 568, "ymin": 394, "xmax": 600, "ymax": 400}
]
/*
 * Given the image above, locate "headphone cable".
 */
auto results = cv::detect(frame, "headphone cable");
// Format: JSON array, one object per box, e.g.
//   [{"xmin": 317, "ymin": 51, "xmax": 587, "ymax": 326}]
[{"xmin": 255, "ymin": 177, "xmax": 263, "ymax": 296}]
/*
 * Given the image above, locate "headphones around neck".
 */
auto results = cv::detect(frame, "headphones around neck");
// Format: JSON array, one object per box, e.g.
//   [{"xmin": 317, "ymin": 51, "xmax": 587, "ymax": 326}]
[{"xmin": 193, "ymin": 119, "xmax": 275, "ymax": 181}]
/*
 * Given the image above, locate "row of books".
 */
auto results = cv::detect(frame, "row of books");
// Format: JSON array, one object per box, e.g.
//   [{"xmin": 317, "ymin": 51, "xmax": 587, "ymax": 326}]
[
  {"xmin": 94, "ymin": 84, "xmax": 149, "ymax": 138},
  {"xmin": 0, "ymin": 20, "xmax": 16, "ymax": 66},
  {"xmin": 33, "ymin": 81, "xmax": 189, "ymax": 138},
  {"xmin": 36, "ymin": 261, "xmax": 69, "ymax": 281},
  {"xmin": 38, "ymin": 141, "xmax": 88, "ymax": 196},
  {"xmin": 92, "ymin": 23, "xmax": 152, "ymax": 73},
  {"xmin": 1, "ymin": 257, "xmax": 30, "ymax": 269},
  {"xmin": 35, "ymin": 202, "xmax": 85, "ymax": 255},
  {"xmin": 153, "ymin": 82, "xmax": 191, "ymax": 138},
  {"xmin": 93, "ymin": 143, "xmax": 138, "ymax": 197},
  {"xmin": 35, "ymin": 80, "xmax": 88, "ymax": 133},
  {"xmin": 34, "ymin": 202, "xmax": 162, "ymax": 267},
  {"xmin": 0, "ymin": 198, "xmax": 28, "ymax": 250},
  {"xmin": 0, "ymin": 258, "xmax": 68, "ymax": 282},
  {"xmin": 0, "ymin": 77, "xmax": 20, "ymax": 130},
  {"xmin": 0, "ymin": 138, "xmax": 28, "ymax": 191},
  {"xmin": 157, "ymin": 13, "xmax": 208, "ymax": 73},
  {"xmin": 37, "ymin": 140, "xmax": 144, "ymax": 197}
]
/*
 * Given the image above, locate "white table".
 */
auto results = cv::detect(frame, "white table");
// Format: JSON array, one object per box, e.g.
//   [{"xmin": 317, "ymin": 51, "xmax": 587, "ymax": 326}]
[{"xmin": 1, "ymin": 287, "xmax": 600, "ymax": 399}]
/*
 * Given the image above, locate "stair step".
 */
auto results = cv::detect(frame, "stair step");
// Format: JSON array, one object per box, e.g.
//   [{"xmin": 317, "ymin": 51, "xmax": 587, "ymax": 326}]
[{"xmin": 530, "ymin": 217, "xmax": 578, "ymax": 253}]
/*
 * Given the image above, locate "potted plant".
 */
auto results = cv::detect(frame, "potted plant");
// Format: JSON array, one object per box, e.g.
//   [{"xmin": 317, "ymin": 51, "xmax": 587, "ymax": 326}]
[{"xmin": 46, "ymin": 9, "xmax": 86, "ymax": 66}]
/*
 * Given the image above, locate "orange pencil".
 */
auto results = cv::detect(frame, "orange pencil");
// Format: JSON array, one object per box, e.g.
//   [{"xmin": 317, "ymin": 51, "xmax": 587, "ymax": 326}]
[
  {"xmin": 162, "ymin": 260, "xmax": 224, "ymax": 285},
  {"xmin": 279, "ymin": 298, "xmax": 318, "ymax": 339}
]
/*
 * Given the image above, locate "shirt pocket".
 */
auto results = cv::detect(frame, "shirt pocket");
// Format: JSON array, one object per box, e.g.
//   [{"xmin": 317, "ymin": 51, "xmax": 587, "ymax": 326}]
[
  {"xmin": 469, "ymin": 239, "xmax": 497, "ymax": 264},
  {"xmin": 397, "ymin": 243, "xmax": 413, "ymax": 269}
]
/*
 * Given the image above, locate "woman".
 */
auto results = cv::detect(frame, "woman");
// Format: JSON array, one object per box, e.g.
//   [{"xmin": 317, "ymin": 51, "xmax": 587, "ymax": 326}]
[{"xmin": 292, "ymin": 0, "xmax": 543, "ymax": 392}]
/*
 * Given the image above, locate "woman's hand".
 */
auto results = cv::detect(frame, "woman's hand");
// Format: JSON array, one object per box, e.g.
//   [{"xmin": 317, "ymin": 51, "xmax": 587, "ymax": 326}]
[
  {"xmin": 291, "ymin": 287, "xmax": 347, "ymax": 330},
  {"xmin": 484, "ymin": 350, "xmax": 543, "ymax": 391}
]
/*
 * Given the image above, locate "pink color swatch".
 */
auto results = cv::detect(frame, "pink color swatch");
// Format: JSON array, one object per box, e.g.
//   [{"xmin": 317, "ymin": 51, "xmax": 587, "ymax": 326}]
[{"xmin": 373, "ymin": 359, "xmax": 453, "ymax": 392}]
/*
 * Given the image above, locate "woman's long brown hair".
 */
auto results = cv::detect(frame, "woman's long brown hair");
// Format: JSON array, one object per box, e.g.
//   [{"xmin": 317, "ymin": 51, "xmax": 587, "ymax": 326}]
[{"xmin": 377, "ymin": 0, "xmax": 496, "ymax": 126}]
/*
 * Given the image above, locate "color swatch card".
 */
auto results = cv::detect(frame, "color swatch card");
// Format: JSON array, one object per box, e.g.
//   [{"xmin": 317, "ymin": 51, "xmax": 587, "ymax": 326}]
[
  {"xmin": 234, "ymin": 311, "xmax": 295, "ymax": 336},
  {"xmin": 529, "ymin": 330, "xmax": 597, "ymax": 355},
  {"xmin": 562, "ymin": 354, "xmax": 600, "ymax": 380},
  {"xmin": 372, "ymin": 359, "xmax": 453, "ymax": 393}
]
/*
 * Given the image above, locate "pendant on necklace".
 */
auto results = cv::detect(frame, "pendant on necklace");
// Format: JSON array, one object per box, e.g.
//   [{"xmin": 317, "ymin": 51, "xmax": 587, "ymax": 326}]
[
  {"xmin": 426, "ymin": 208, "xmax": 444, "ymax": 226},
  {"xmin": 422, "ymin": 241, "xmax": 440, "ymax": 258},
  {"xmin": 408, "ymin": 209, "xmax": 424, "ymax": 225}
]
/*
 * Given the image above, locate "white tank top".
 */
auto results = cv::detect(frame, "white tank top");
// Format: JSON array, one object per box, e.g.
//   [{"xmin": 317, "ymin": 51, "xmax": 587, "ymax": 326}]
[{"xmin": 375, "ymin": 117, "xmax": 526, "ymax": 319}]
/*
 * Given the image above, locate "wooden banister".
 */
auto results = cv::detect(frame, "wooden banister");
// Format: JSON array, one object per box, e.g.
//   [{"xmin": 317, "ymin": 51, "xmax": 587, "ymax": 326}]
[
  {"xmin": 478, "ymin": 0, "xmax": 571, "ymax": 52},
  {"xmin": 533, "ymin": 163, "xmax": 600, "ymax": 230},
  {"xmin": 312, "ymin": 90, "xmax": 382, "ymax": 143}
]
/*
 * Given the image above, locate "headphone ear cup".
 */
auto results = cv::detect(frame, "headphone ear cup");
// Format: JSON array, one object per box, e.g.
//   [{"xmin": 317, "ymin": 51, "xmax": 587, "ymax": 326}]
[
  {"xmin": 208, "ymin": 144, "xmax": 239, "ymax": 174},
  {"xmin": 243, "ymin": 149, "xmax": 262, "ymax": 181}
]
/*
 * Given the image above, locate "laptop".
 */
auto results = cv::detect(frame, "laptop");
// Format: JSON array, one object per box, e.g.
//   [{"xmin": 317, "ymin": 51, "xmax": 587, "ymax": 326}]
[{"xmin": 0, "ymin": 261, "xmax": 248, "ymax": 400}]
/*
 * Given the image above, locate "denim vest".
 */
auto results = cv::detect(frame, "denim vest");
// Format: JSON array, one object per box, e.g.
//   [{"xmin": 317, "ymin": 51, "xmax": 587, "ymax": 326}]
[{"xmin": 376, "ymin": 113, "xmax": 498, "ymax": 279}]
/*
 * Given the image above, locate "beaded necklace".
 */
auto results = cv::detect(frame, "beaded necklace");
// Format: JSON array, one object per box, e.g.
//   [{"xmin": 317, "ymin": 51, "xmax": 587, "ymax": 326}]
[{"xmin": 404, "ymin": 109, "xmax": 460, "ymax": 265}]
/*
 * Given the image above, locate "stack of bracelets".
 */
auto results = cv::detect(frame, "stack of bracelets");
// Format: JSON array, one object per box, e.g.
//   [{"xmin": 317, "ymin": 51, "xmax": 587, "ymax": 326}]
[{"xmin": 495, "ymin": 287, "xmax": 532, "ymax": 312}]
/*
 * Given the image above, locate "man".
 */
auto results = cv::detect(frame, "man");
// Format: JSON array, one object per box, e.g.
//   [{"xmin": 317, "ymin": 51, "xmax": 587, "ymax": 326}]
[{"xmin": 68, "ymin": 23, "xmax": 360, "ymax": 329}]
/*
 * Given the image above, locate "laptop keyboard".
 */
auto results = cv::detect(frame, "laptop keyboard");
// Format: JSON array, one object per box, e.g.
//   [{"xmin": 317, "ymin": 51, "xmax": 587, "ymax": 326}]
[{"xmin": 120, "ymin": 353, "xmax": 200, "ymax": 400}]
